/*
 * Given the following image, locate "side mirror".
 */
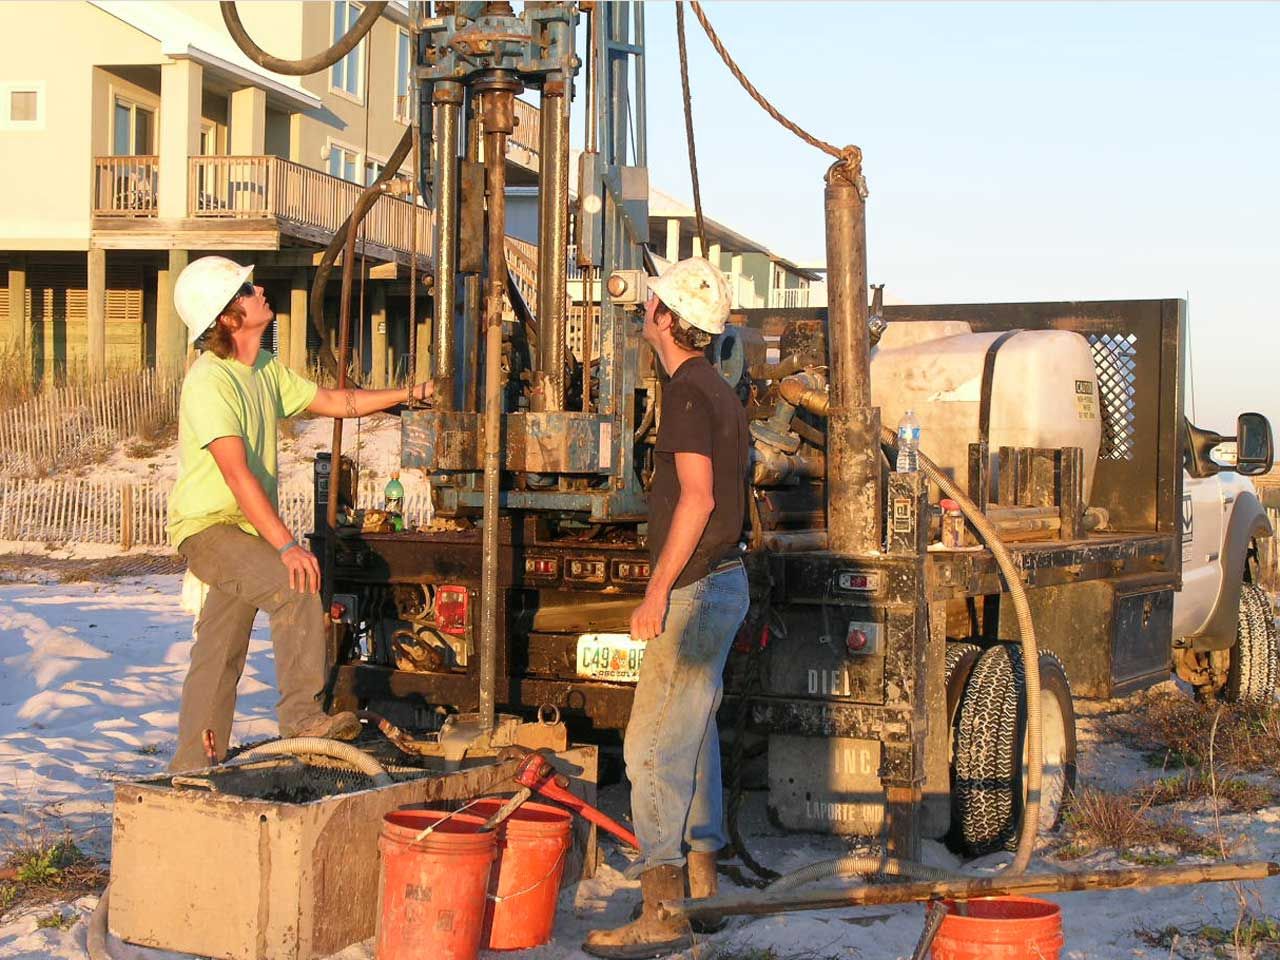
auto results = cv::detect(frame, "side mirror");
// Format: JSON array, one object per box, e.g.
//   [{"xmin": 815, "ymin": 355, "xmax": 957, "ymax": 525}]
[
  {"xmin": 1235, "ymin": 411, "xmax": 1273, "ymax": 477},
  {"xmin": 1184, "ymin": 419, "xmax": 1224, "ymax": 479}
]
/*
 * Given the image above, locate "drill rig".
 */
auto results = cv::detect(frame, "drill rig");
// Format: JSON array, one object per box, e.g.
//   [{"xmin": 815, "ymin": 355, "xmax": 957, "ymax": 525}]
[{"xmin": 310, "ymin": 0, "xmax": 1272, "ymax": 864}]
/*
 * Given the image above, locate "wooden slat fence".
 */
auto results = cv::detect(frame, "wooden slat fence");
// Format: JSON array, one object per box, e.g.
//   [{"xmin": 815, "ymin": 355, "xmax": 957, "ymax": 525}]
[
  {"xmin": 0, "ymin": 367, "xmax": 182, "ymax": 477},
  {"xmin": 0, "ymin": 476, "xmax": 430, "ymax": 550}
]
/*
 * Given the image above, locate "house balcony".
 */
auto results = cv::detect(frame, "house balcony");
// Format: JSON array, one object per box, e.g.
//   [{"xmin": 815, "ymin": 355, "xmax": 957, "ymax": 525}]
[
  {"xmin": 768, "ymin": 285, "xmax": 827, "ymax": 309},
  {"xmin": 91, "ymin": 155, "xmax": 433, "ymax": 269}
]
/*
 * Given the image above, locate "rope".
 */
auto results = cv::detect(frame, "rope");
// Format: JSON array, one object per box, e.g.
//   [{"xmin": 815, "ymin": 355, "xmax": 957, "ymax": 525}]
[
  {"xmin": 687, "ymin": 1, "xmax": 866, "ymax": 191},
  {"xmin": 675, "ymin": 3, "xmax": 707, "ymax": 257}
]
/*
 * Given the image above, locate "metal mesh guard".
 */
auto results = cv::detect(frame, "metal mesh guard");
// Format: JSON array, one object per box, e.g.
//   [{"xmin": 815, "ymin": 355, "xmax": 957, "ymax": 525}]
[{"xmin": 1088, "ymin": 332, "xmax": 1138, "ymax": 461}]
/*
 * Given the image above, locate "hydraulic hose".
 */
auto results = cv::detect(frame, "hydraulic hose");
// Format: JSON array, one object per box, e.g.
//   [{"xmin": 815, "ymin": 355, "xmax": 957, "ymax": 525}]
[
  {"xmin": 310, "ymin": 125, "xmax": 417, "ymax": 379},
  {"xmin": 236, "ymin": 737, "xmax": 394, "ymax": 787},
  {"xmin": 220, "ymin": 1, "xmax": 388, "ymax": 76},
  {"xmin": 905, "ymin": 432, "xmax": 1042, "ymax": 875}
]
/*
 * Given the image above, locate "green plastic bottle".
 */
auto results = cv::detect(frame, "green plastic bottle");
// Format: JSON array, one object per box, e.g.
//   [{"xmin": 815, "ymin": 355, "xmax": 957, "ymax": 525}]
[{"xmin": 384, "ymin": 470, "xmax": 405, "ymax": 515}]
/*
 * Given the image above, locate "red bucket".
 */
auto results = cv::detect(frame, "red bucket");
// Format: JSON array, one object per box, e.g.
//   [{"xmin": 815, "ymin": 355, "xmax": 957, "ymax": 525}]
[
  {"xmin": 467, "ymin": 797, "xmax": 574, "ymax": 950},
  {"xmin": 931, "ymin": 896, "xmax": 1064, "ymax": 960},
  {"xmin": 375, "ymin": 809, "xmax": 495, "ymax": 960}
]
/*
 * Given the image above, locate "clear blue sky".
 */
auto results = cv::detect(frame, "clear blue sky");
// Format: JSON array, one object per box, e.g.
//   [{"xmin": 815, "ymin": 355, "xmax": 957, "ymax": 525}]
[{"xmin": 624, "ymin": 2, "xmax": 1279, "ymax": 434}]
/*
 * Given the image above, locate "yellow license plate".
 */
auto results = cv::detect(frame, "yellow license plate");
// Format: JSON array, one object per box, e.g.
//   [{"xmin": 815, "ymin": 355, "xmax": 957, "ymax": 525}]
[{"xmin": 576, "ymin": 633, "xmax": 646, "ymax": 682}]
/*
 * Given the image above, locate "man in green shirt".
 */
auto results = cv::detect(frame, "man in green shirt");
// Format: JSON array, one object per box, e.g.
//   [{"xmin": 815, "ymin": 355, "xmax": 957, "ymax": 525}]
[{"xmin": 168, "ymin": 256, "xmax": 432, "ymax": 772}]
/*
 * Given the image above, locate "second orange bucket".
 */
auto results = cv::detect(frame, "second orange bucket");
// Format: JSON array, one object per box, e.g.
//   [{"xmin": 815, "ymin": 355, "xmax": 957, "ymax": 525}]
[
  {"xmin": 930, "ymin": 896, "xmax": 1064, "ymax": 960},
  {"xmin": 467, "ymin": 797, "xmax": 574, "ymax": 951}
]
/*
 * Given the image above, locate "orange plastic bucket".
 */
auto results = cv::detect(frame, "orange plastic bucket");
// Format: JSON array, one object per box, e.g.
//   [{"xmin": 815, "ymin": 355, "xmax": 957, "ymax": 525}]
[
  {"xmin": 930, "ymin": 896, "xmax": 1064, "ymax": 960},
  {"xmin": 375, "ymin": 809, "xmax": 496, "ymax": 960},
  {"xmin": 467, "ymin": 797, "xmax": 574, "ymax": 950}
]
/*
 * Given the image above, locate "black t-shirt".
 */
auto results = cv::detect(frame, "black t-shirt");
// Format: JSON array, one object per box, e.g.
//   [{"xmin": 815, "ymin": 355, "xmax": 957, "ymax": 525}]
[{"xmin": 648, "ymin": 356, "xmax": 749, "ymax": 589}]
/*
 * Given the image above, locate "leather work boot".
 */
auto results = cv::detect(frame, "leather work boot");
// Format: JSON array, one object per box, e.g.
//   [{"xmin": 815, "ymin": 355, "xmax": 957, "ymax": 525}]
[
  {"xmin": 289, "ymin": 711, "xmax": 361, "ymax": 741},
  {"xmin": 686, "ymin": 850, "xmax": 726, "ymax": 934},
  {"xmin": 583, "ymin": 865, "xmax": 692, "ymax": 959}
]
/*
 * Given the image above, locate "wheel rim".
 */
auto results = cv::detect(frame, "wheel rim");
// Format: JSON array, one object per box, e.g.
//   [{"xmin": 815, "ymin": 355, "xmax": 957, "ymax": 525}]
[{"xmin": 1022, "ymin": 687, "xmax": 1069, "ymax": 831}]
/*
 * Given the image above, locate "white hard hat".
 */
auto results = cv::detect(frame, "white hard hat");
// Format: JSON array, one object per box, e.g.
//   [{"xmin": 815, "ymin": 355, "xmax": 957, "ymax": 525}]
[
  {"xmin": 648, "ymin": 256, "xmax": 731, "ymax": 335},
  {"xmin": 174, "ymin": 256, "xmax": 255, "ymax": 344}
]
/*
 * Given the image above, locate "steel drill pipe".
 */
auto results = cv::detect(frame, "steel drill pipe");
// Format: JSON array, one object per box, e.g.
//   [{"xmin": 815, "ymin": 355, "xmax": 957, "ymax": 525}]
[
  {"xmin": 477, "ymin": 76, "xmax": 520, "ymax": 731},
  {"xmin": 662, "ymin": 860, "xmax": 1280, "ymax": 922},
  {"xmin": 823, "ymin": 164, "xmax": 881, "ymax": 554},
  {"xmin": 463, "ymin": 95, "xmax": 483, "ymax": 412},
  {"xmin": 431, "ymin": 84, "xmax": 463, "ymax": 410},
  {"xmin": 535, "ymin": 79, "xmax": 572, "ymax": 411}
]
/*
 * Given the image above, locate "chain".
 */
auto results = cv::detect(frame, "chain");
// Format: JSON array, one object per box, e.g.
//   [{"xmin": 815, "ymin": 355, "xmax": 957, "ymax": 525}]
[
  {"xmin": 687, "ymin": 1, "xmax": 866, "ymax": 192},
  {"xmin": 675, "ymin": 2, "xmax": 707, "ymax": 258}
]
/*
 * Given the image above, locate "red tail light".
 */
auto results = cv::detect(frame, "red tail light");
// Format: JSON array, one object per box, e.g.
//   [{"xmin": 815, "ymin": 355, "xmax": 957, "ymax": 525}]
[
  {"xmin": 846, "ymin": 625, "xmax": 868, "ymax": 654},
  {"xmin": 434, "ymin": 585, "xmax": 469, "ymax": 636}
]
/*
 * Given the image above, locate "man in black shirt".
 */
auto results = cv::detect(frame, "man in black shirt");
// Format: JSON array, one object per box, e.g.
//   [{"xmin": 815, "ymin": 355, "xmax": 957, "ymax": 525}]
[{"xmin": 585, "ymin": 258, "xmax": 750, "ymax": 959}]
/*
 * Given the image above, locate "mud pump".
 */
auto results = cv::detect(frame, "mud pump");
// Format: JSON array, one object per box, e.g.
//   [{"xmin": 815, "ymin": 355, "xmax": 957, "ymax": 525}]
[{"xmin": 97, "ymin": 4, "xmax": 1279, "ymax": 958}]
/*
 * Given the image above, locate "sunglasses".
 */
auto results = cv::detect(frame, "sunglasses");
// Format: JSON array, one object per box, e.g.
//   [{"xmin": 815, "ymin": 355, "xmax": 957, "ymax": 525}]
[{"xmin": 220, "ymin": 281, "xmax": 256, "ymax": 315}]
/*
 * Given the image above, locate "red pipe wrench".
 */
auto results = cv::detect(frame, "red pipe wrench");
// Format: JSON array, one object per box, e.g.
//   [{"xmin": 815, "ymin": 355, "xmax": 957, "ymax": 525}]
[{"xmin": 513, "ymin": 751, "xmax": 639, "ymax": 850}]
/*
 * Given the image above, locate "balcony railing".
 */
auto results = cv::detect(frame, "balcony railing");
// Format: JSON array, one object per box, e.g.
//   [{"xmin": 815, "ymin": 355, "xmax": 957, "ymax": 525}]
[
  {"xmin": 189, "ymin": 155, "xmax": 432, "ymax": 263},
  {"xmin": 768, "ymin": 285, "xmax": 826, "ymax": 309},
  {"xmin": 93, "ymin": 156, "xmax": 159, "ymax": 217}
]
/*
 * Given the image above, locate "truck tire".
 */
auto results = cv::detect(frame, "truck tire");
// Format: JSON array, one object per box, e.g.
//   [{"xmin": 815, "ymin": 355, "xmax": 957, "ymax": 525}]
[
  {"xmin": 945, "ymin": 641, "xmax": 983, "ymax": 729},
  {"xmin": 1224, "ymin": 582, "xmax": 1278, "ymax": 704},
  {"xmin": 950, "ymin": 645, "xmax": 1077, "ymax": 856}
]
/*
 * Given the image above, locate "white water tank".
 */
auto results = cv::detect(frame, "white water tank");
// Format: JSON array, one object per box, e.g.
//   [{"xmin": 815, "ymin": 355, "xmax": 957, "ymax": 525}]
[{"xmin": 869, "ymin": 326, "xmax": 1103, "ymax": 503}]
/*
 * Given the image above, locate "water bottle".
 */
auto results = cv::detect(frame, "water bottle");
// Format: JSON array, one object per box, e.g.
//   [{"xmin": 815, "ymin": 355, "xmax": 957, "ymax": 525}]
[
  {"xmin": 384, "ymin": 469, "xmax": 404, "ymax": 514},
  {"xmin": 896, "ymin": 410, "xmax": 920, "ymax": 473}
]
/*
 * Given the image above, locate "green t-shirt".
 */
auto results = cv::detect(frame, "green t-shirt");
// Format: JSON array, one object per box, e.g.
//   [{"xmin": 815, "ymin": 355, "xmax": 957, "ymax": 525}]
[{"xmin": 167, "ymin": 350, "xmax": 318, "ymax": 548}]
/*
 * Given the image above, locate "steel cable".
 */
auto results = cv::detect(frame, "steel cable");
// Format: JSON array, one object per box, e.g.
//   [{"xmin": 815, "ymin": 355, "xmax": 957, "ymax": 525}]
[{"xmin": 687, "ymin": 1, "xmax": 864, "ymax": 186}]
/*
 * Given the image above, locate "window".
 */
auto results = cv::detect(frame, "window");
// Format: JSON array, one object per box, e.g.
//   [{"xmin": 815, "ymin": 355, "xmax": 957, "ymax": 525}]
[
  {"xmin": 328, "ymin": 143, "xmax": 359, "ymax": 182},
  {"xmin": 112, "ymin": 98, "xmax": 154, "ymax": 155},
  {"xmin": 1, "ymin": 83, "xmax": 44, "ymax": 130},
  {"xmin": 366, "ymin": 158, "xmax": 383, "ymax": 186},
  {"xmin": 330, "ymin": 1, "xmax": 364, "ymax": 100},
  {"xmin": 395, "ymin": 29, "xmax": 413, "ymax": 124},
  {"xmin": 199, "ymin": 124, "xmax": 216, "ymax": 156}
]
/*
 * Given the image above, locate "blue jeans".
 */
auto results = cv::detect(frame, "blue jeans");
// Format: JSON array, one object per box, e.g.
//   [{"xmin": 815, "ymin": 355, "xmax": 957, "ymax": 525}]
[{"xmin": 624, "ymin": 562, "xmax": 750, "ymax": 876}]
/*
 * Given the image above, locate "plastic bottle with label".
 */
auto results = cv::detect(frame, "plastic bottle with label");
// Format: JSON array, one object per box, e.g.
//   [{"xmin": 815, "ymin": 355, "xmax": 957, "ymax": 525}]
[
  {"xmin": 384, "ymin": 470, "xmax": 405, "ymax": 531},
  {"xmin": 896, "ymin": 410, "xmax": 920, "ymax": 473}
]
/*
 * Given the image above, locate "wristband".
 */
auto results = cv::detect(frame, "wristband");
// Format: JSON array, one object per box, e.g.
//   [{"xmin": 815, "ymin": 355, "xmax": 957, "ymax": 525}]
[{"xmin": 277, "ymin": 539, "xmax": 299, "ymax": 556}]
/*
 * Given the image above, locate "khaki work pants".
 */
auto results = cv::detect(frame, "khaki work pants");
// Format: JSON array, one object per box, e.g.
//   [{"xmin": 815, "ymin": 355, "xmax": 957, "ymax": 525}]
[{"xmin": 170, "ymin": 523, "xmax": 327, "ymax": 772}]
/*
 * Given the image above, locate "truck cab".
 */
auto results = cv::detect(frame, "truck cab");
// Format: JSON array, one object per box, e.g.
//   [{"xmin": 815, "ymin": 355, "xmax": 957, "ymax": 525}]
[{"xmin": 1173, "ymin": 413, "xmax": 1276, "ymax": 700}]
